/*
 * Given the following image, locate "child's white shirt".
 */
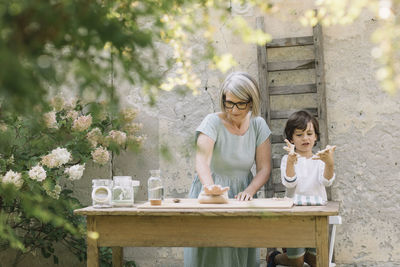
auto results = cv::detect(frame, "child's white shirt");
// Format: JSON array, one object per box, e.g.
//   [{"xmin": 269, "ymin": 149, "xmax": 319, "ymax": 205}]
[{"xmin": 280, "ymin": 155, "xmax": 335, "ymax": 201}]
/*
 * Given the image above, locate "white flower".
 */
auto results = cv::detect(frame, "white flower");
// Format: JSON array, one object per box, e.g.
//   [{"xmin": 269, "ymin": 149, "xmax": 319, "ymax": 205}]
[
  {"xmin": 52, "ymin": 148, "xmax": 71, "ymax": 164},
  {"xmin": 106, "ymin": 130, "xmax": 127, "ymax": 146},
  {"xmin": 124, "ymin": 122, "xmax": 143, "ymax": 135},
  {"xmin": 128, "ymin": 135, "xmax": 147, "ymax": 145},
  {"xmin": 43, "ymin": 111, "xmax": 58, "ymax": 129},
  {"xmin": 46, "ymin": 184, "xmax": 61, "ymax": 199},
  {"xmin": 7, "ymin": 155, "xmax": 14, "ymax": 165},
  {"xmin": 50, "ymin": 94, "xmax": 76, "ymax": 111},
  {"xmin": 63, "ymin": 98, "xmax": 77, "ymax": 110},
  {"xmin": 50, "ymin": 95, "xmax": 65, "ymax": 111},
  {"xmin": 66, "ymin": 110, "xmax": 79, "ymax": 121},
  {"xmin": 120, "ymin": 107, "xmax": 138, "ymax": 122},
  {"xmin": 91, "ymin": 146, "xmax": 109, "ymax": 165},
  {"xmin": 28, "ymin": 165, "xmax": 47, "ymax": 182},
  {"xmin": 64, "ymin": 164, "xmax": 85, "ymax": 181},
  {"xmin": 0, "ymin": 122, "xmax": 7, "ymax": 132},
  {"xmin": 41, "ymin": 147, "xmax": 71, "ymax": 168},
  {"xmin": 87, "ymin": 128, "xmax": 103, "ymax": 147},
  {"xmin": 54, "ymin": 184, "xmax": 61, "ymax": 195},
  {"xmin": 72, "ymin": 115, "xmax": 92, "ymax": 131},
  {"xmin": 41, "ymin": 154, "xmax": 57, "ymax": 168},
  {"xmin": 2, "ymin": 170, "xmax": 23, "ymax": 188}
]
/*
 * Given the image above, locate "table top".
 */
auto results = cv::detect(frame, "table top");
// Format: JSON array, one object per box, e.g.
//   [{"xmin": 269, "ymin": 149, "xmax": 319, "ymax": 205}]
[
  {"xmin": 138, "ymin": 198, "xmax": 295, "ymax": 209},
  {"xmin": 74, "ymin": 200, "xmax": 340, "ymax": 217}
]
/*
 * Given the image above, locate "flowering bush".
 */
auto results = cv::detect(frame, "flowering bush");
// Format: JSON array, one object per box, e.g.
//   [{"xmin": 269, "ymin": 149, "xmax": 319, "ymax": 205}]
[{"xmin": 0, "ymin": 95, "xmax": 145, "ymax": 265}]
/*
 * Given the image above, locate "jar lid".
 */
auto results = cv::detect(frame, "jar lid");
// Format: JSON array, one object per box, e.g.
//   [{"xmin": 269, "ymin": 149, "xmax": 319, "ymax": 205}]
[
  {"xmin": 114, "ymin": 181, "xmax": 132, "ymax": 187},
  {"xmin": 92, "ymin": 179, "xmax": 113, "ymax": 186},
  {"xmin": 113, "ymin": 176, "xmax": 132, "ymax": 181}
]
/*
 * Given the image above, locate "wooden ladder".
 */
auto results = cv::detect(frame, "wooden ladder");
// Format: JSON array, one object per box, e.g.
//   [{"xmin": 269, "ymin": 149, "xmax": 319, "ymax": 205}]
[
  {"xmin": 256, "ymin": 17, "xmax": 329, "ymax": 198},
  {"xmin": 255, "ymin": 17, "xmax": 341, "ymax": 267}
]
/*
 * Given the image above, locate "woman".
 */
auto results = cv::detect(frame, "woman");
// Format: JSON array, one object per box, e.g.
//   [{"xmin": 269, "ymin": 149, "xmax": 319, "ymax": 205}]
[{"xmin": 184, "ymin": 72, "xmax": 272, "ymax": 267}]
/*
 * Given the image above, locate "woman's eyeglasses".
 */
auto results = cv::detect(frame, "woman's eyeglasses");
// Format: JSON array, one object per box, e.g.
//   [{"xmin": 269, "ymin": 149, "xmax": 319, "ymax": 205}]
[{"xmin": 223, "ymin": 100, "xmax": 251, "ymax": 110}]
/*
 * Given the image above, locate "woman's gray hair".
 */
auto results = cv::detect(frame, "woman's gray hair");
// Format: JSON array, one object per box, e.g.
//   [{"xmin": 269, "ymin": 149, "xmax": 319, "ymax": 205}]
[{"xmin": 219, "ymin": 71, "xmax": 261, "ymax": 117}]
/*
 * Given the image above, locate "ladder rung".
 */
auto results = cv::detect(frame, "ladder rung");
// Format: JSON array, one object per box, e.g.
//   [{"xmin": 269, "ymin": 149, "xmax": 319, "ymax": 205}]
[
  {"xmin": 268, "ymin": 59, "xmax": 315, "ymax": 72},
  {"xmin": 272, "ymin": 158, "xmax": 281, "ymax": 168},
  {"xmin": 271, "ymin": 134, "xmax": 284, "ymax": 144},
  {"xmin": 269, "ymin": 83, "xmax": 317, "ymax": 95},
  {"xmin": 273, "ymin": 183, "xmax": 286, "ymax": 192},
  {"xmin": 267, "ymin": 36, "xmax": 314, "ymax": 48},
  {"xmin": 270, "ymin": 108, "xmax": 318, "ymax": 120}
]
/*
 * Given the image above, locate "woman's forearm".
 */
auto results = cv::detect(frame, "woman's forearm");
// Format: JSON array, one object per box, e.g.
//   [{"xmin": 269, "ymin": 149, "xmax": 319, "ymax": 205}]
[
  {"xmin": 195, "ymin": 133, "xmax": 215, "ymax": 186},
  {"xmin": 195, "ymin": 159, "xmax": 214, "ymax": 186},
  {"xmin": 246, "ymin": 166, "xmax": 270, "ymax": 196},
  {"xmin": 247, "ymin": 139, "xmax": 272, "ymax": 196}
]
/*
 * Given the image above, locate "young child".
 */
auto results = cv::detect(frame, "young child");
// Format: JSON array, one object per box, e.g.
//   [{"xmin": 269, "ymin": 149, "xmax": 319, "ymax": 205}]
[{"xmin": 267, "ymin": 110, "xmax": 336, "ymax": 267}]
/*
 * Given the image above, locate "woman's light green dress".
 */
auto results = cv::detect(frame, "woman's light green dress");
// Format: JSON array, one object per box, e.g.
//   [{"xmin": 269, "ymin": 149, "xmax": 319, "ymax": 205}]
[{"xmin": 184, "ymin": 113, "xmax": 271, "ymax": 267}]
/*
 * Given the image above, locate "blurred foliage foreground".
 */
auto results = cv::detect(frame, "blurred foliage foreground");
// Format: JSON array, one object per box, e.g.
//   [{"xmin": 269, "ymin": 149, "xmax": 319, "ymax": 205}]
[
  {"xmin": 0, "ymin": 96, "xmax": 145, "ymax": 266},
  {"xmin": 0, "ymin": 0, "xmax": 214, "ymax": 265}
]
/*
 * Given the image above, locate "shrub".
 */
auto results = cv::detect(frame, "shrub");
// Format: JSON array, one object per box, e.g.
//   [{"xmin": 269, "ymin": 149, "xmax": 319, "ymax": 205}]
[{"xmin": 0, "ymin": 95, "xmax": 144, "ymax": 265}]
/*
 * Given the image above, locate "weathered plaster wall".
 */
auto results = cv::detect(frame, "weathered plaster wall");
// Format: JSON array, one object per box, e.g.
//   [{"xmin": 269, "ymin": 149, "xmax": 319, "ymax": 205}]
[
  {"xmin": 324, "ymin": 12, "xmax": 400, "ymax": 266},
  {"xmin": 118, "ymin": 1, "xmax": 400, "ymax": 266}
]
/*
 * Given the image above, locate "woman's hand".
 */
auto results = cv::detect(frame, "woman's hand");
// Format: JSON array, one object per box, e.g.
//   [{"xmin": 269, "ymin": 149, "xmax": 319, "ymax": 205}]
[
  {"xmin": 283, "ymin": 139, "xmax": 299, "ymax": 164},
  {"xmin": 235, "ymin": 190, "xmax": 253, "ymax": 201},
  {"xmin": 204, "ymin": 184, "xmax": 230, "ymax": 195},
  {"xmin": 312, "ymin": 145, "xmax": 336, "ymax": 166}
]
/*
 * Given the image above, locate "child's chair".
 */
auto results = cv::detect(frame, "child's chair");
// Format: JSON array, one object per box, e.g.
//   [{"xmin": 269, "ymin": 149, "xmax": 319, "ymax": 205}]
[
  {"xmin": 328, "ymin": 215, "xmax": 342, "ymax": 267},
  {"xmin": 273, "ymin": 215, "xmax": 342, "ymax": 267}
]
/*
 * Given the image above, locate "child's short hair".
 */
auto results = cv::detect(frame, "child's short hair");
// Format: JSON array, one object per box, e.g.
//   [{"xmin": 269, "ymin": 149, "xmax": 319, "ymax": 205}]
[{"xmin": 284, "ymin": 110, "xmax": 320, "ymax": 142}]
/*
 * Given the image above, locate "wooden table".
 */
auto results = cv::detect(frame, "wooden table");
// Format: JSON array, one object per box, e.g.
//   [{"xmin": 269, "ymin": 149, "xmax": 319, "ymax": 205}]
[{"xmin": 74, "ymin": 201, "xmax": 339, "ymax": 267}]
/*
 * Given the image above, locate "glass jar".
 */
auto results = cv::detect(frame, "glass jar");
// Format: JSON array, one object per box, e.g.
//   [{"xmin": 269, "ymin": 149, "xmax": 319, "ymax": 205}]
[
  {"xmin": 147, "ymin": 170, "xmax": 163, "ymax": 205},
  {"xmin": 112, "ymin": 176, "xmax": 134, "ymax": 207},
  {"xmin": 132, "ymin": 180, "xmax": 140, "ymax": 203},
  {"xmin": 92, "ymin": 179, "xmax": 113, "ymax": 208}
]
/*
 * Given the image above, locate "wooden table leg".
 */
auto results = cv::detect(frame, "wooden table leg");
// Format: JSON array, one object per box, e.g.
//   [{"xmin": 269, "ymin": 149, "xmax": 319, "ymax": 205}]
[
  {"xmin": 87, "ymin": 216, "xmax": 99, "ymax": 267},
  {"xmin": 316, "ymin": 216, "xmax": 329, "ymax": 267},
  {"xmin": 112, "ymin": 247, "xmax": 123, "ymax": 267}
]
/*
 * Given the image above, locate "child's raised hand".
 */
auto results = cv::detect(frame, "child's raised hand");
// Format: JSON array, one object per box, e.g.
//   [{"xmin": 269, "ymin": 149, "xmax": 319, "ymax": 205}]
[
  {"xmin": 283, "ymin": 139, "xmax": 299, "ymax": 164},
  {"xmin": 312, "ymin": 145, "xmax": 336, "ymax": 166},
  {"xmin": 283, "ymin": 139, "xmax": 295, "ymax": 154}
]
